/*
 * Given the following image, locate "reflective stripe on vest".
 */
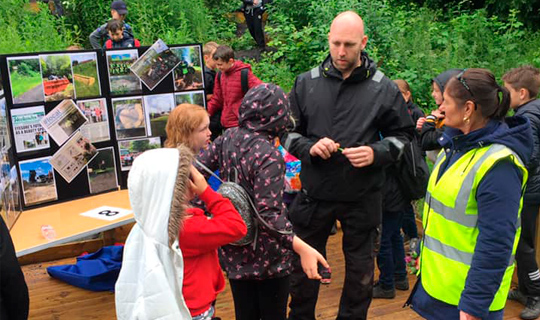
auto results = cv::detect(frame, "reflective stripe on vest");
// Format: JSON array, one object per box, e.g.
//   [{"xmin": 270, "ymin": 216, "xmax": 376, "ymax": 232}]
[{"xmin": 421, "ymin": 143, "xmax": 527, "ymax": 311}]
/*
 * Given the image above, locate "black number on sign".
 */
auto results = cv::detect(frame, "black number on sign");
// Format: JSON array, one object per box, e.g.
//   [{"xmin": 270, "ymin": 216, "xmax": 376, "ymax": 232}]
[{"xmin": 98, "ymin": 210, "xmax": 120, "ymax": 217}]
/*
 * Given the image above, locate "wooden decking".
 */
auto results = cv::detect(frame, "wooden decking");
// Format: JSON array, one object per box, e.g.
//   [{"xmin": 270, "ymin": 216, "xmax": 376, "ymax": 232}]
[{"xmin": 23, "ymin": 228, "xmax": 524, "ymax": 319}]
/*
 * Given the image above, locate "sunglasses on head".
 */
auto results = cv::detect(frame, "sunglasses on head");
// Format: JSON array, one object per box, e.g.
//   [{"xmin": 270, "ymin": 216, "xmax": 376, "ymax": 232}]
[{"xmin": 456, "ymin": 70, "xmax": 477, "ymax": 110}]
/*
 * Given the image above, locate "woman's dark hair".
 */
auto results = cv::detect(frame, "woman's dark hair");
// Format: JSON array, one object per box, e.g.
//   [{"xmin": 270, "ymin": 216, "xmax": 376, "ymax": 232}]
[{"xmin": 445, "ymin": 68, "xmax": 510, "ymax": 121}]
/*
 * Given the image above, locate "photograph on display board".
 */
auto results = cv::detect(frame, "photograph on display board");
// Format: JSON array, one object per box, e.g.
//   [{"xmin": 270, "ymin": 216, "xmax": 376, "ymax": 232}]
[
  {"xmin": 71, "ymin": 52, "xmax": 101, "ymax": 98},
  {"xmin": 130, "ymin": 39, "xmax": 181, "ymax": 90},
  {"xmin": 87, "ymin": 147, "xmax": 118, "ymax": 194},
  {"xmin": 50, "ymin": 131, "xmax": 98, "ymax": 183},
  {"xmin": 106, "ymin": 49, "xmax": 142, "ymax": 95},
  {"xmin": 40, "ymin": 99, "xmax": 88, "ymax": 146},
  {"xmin": 77, "ymin": 98, "xmax": 110, "ymax": 143},
  {"xmin": 171, "ymin": 45, "xmax": 204, "ymax": 91},
  {"xmin": 112, "ymin": 97, "xmax": 147, "ymax": 139},
  {"xmin": 19, "ymin": 156, "xmax": 58, "ymax": 207},
  {"xmin": 11, "ymin": 106, "xmax": 49, "ymax": 154},
  {"xmin": 7, "ymin": 56, "xmax": 44, "ymax": 104},
  {"xmin": 143, "ymin": 93, "xmax": 175, "ymax": 137},
  {"xmin": 40, "ymin": 54, "xmax": 75, "ymax": 102},
  {"xmin": 174, "ymin": 90, "xmax": 205, "ymax": 107},
  {"xmin": 118, "ymin": 137, "xmax": 161, "ymax": 171}
]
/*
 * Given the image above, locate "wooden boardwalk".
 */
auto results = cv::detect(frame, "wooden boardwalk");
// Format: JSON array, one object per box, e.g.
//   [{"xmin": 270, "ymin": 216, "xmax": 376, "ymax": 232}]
[{"xmin": 23, "ymin": 228, "xmax": 524, "ymax": 319}]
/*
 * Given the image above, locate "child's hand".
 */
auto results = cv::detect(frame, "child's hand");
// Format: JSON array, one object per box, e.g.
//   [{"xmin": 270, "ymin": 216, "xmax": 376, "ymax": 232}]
[
  {"xmin": 416, "ymin": 117, "xmax": 426, "ymax": 131},
  {"xmin": 189, "ymin": 165, "xmax": 208, "ymax": 196}
]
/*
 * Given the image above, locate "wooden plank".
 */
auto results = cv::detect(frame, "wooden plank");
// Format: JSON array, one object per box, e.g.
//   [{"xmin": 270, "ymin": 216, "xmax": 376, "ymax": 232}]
[{"xmin": 23, "ymin": 228, "xmax": 524, "ymax": 319}]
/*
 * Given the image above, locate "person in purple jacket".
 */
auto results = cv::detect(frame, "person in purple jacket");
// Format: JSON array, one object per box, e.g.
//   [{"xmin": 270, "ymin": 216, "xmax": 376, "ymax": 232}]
[{"xmin": 197, "ymin": 83, "xmax": 329, "ymax": 320}]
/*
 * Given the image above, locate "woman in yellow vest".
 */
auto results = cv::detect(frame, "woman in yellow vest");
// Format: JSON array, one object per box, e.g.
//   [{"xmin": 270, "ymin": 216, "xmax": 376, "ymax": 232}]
[{"xmin": 407, "ymin": 68, "xmax": 533, "ymax": 320}]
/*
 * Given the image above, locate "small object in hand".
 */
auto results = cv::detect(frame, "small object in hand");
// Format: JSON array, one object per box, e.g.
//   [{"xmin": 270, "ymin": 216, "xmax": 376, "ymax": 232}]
[
  {"xmin": 319, "ymin": 266, "xmax": 332, "ymax": 284},
  {"xmin": 41, "ymin": 225, "xmax": 56, "ymax": 241},
  {"xmin": 337, "ymin": 147, "xmax": 344, "ymax": 153}
]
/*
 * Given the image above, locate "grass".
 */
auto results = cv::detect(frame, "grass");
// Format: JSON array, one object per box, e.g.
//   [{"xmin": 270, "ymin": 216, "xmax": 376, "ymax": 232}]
[
  {"xmin": 10, "ymin": 71, "xmax": 42, "ymax": 98},
  {"xmin": 73, "ymin": 61, "xmax": 100, "ymax": 98},
  {"xmin": 150, "ymin": 115, "xmax": 169, "ymax": 137}
]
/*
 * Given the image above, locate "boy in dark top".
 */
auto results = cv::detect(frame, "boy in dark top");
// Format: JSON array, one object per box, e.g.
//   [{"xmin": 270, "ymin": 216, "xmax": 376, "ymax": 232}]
[
  {"xmin": 103, "ymin": 19, "xmax": 138, "ymax": 49},
  {"xmin": 89, "ymin": 0, "xmax": 133, "ymax": 49},
  {"xmin": 202, "ymin": 42, "xmax": 222, "ymax": 141},
  {"xmin": 504, "ymin": 65, "xmax": 540, "ymax": 320}
]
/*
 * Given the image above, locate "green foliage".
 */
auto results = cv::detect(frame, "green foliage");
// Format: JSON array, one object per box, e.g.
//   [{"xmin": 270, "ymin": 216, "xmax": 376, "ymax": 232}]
[{"xmin": 0, "ymin": 0, "xmax": 76, "ymax": 54}]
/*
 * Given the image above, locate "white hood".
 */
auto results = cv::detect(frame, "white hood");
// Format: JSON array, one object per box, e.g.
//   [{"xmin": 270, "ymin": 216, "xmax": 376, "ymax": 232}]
[{"xmin": 115, "ymin": 147, "xmax": 193, "ymax": 320}]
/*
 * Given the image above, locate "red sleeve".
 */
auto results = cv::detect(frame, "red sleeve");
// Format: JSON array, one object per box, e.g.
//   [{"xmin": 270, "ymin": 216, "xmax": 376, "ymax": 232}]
[
  {"xmin": 179, "ymin": 186, "xmax": 247, "ymax": 257},
  {"xmin": 207, "ymin": 73, "xmax": 223, "ymax": 116},
  {"xmin": 248, "ymin": 70, "xmax": 263, "ymax": 89}
]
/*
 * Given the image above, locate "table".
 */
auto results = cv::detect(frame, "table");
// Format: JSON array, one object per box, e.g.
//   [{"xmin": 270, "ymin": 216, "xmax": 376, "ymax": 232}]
[{"xmin": 11, "ymin": 190, "xmax": 134, "ymax": 257}]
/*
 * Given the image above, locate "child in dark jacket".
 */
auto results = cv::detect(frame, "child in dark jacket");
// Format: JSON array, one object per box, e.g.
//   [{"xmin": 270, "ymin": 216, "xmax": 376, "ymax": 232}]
[
  {"xmin": 103, "ymin": 19, "xmax": 138, "ymax": 49},
  {"xmin": 206, "ymin": 45, "xmax": 262, "ymax": 129},
  {"xmin": 198, "ymin": 83, "xmax": 329, "ymax": 320},
  {"xmin": 89, "ymin": 0, "xmax": 133, "ymax": 49},
  {"xmin": 503, "ymin": 65, "xmax": 540, "ymax": 320}
]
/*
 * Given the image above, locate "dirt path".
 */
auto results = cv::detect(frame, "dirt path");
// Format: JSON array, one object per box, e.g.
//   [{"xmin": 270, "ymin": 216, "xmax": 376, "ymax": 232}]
[{"xmin": 14, "ymin": 84, "xmax": 44, "ymax": 104}]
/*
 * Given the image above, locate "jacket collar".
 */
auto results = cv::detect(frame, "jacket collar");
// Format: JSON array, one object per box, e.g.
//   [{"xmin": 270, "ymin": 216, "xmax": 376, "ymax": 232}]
[{"xmin": 321, "ymin": 51, "xmax": 376, "ymax": 83}]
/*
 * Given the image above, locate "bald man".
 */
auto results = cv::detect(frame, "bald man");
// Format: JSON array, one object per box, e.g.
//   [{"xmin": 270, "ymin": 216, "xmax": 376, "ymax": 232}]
[{"xmin": 282, "ymin": 11, "xmax": 414, "ymax": 319}]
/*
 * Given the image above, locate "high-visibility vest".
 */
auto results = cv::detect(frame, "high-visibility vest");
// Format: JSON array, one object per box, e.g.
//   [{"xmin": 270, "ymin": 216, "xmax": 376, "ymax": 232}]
[{"xmin": 420, "ymin": 143, "xmax": 528, "ymax": 311}]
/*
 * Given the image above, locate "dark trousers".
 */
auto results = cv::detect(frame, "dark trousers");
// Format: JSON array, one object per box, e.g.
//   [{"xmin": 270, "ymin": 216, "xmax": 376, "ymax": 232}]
[
  {"xmin": 288, "ymin": 192, "xmax": 381, "ymax": 320},
  {"xmin": 516, "ymin": 204, "xmax": 540, "ymax": 296},
  {"xmin": 401, "ymin": 203, "xmax": 418, "ymax": 239},
  {"xmin": 229, "ymin": 276, "xmax": 290, "ymax": 320},
  {"xmin": 377, "ymin": 209, "xmax": 407, "ymax": 289},
  {"xmin": 244, "ymin": 7, "xmax": 266, "ymax": 48}
]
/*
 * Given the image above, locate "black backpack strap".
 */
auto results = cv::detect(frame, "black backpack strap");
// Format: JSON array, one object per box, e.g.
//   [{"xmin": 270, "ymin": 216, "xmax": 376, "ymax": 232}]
[
  {"xmin": 217, "ymin": 71, "xmax": 221, "ymax": 84},
  {"xmin": 241, "ymin": 68, "xmax": 249, "ymax": 94}
]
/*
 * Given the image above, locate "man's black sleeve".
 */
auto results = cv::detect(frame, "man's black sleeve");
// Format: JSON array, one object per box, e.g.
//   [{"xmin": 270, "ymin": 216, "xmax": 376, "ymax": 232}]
[{"xmin": 281, "ymin": 77, "xmax": 316, "ymax": 164}]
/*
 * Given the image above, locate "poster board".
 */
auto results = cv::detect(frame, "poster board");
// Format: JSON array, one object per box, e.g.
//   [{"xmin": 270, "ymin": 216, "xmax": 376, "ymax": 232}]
[{"xmin": 0, "ymin": 43, "xmax": 206, "ymax": 217}]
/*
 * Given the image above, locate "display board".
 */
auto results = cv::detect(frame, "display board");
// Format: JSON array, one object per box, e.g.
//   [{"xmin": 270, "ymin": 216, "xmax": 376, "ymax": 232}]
[{"xmin": 0, "ymin": 43, "xmax": 206, "ymax": 220}]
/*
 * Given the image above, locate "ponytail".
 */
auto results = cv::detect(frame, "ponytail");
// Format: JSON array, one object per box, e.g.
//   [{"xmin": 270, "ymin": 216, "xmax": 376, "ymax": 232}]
[{"xmin": 493, "ymin": 86, "xmax": 510, "ymax": 120}]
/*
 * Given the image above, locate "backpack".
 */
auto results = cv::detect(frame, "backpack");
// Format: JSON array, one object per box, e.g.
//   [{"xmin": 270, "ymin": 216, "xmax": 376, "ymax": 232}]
[
  {"xmin": 394, "ymin": 136, "xmax": 430, "ymax": 201},
  {"xmin": 218, "ymin": 68, "xmax": 249, "ymax": 95},
  {"xmin": 196, "ymin": 160, "xmax": 293, "ymax": 247}
]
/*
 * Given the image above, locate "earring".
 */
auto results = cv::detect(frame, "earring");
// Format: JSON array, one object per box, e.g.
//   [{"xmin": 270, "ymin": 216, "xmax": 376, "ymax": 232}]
[{"xmin": 463, "ymin": 116, "xmax": 470, "ymax": 123}]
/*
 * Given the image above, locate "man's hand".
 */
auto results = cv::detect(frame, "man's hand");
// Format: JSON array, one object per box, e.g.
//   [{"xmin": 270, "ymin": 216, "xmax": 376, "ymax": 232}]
[
  {"xmin": 342, "ymin": 146, "xmax": 374, "ymax": 168},
  {"xmin": 459, "ymin": 311, "xmax": 480, "ymax": 320},
  {"xmin": 309, "ymin": 138, "xmax": 340, "ymax": 159}
]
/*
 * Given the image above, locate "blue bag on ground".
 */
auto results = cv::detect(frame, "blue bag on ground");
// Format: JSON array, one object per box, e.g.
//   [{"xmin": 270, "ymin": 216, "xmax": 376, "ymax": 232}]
[{"xmin": 46, "ymin": 245, "xmax": 123, "ymax": 292}]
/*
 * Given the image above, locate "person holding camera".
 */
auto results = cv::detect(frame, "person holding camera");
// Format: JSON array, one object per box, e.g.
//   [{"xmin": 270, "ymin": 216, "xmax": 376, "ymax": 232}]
[{"xmin": 241, "ymin": 0, "xmax": 272, "ymax": 49}]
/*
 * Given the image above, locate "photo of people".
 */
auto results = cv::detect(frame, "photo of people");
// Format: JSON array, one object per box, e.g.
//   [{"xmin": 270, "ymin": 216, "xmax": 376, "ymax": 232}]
[
  {"xmin": 106, "ymin": 50, "xmax": 142, "ymax": 96},
  {"xmin": 40, "ymin": 99, "xmax": 88, "ymax": 146},
  {"xmin": 19, "ymin": 156, "xmax": 58, "ymax": 207},
  {"xmin": 112, "ymin": 97, "xmax": 147, "ymax": 139},
  {"xmin": 171, "ymin": 45, "xmax": 204, "ymax": 91},
  {"xmin": 143, "ymin": 93, "xmax": 175, "ymax": 137},
  {"xmin": 174, "ymin": 90, "xmax": 205, "ymax": 107},
  {"xmin": 7, "ymin": 56, "xmax": 44, "ymax": 104},
  {"xmin": 40, "ymin": 54, "xmax": 75, "ymax": 102},
  {"xmin": 77, "ymin": 98, "xmax": 110, "ymax": 143},
  {"xmin": 50, "ymin": 131, "xmax": 98, "ymax": 183},
  {"xmin": 130, "ymin": 39, "xmax": 181, "ymax": 90},
  {"xmin": 11, "ymin": 106, "xmax": 50, "ymax": 154},
  {"xmin": 87, "ymin": 147, "xmax": 118, "ymax": 194},
  {"xmin": 71, "ymin": 52, "xmax": 101, "ymax": 98},
  {"xmin": 118, "ymin": 137, "xmax": 161, "ymax": 171}
]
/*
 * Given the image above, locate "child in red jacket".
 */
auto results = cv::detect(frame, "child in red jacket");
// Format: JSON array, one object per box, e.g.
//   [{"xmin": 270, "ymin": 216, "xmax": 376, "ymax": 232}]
[
  {"xmin": 207, "ymin": 45, "xmax": 262, "ymax": 129},
  {"xmin": 165, "ymin": 103, "xmax": 247, "ymax": 319}
]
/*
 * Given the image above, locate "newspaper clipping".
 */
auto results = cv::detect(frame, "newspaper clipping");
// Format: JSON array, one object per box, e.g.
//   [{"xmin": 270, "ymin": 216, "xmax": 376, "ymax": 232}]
[
  {"xmin": 40, "ymin": 99, "xmax": 88, "ymax": 146},
  {"xmin": 11, "ymin": 106, "xmax": 50, "ymax": 153},
  {"xmin": 50, "ymin": 131, "xmax": 98, "ymax": 183}
]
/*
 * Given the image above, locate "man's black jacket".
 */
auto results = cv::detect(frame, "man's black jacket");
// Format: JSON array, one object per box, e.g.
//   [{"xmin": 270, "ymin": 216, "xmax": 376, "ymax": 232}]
[{"xmin": 282, "ymin": 52, "xmax": 414, "ymax": 202}]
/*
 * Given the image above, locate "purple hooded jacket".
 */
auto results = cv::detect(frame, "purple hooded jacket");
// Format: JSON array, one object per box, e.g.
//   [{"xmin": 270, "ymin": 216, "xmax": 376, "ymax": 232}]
[{"xmin": 198, "ymin": 83, "xmax": 294, "ymax": 280}]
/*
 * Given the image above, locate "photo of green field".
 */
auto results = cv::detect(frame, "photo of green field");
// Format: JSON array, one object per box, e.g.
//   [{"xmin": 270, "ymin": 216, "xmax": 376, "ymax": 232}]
[
  {"xmin": 143, "ymin": 94, "xmax": 175, "ymax": 137},
  {"xmin": 71, "ymin": 53, "xmax": 101, "ymax": 99},
  {"xmin": 7, "ymin": 56, "xmax": 44, "ymax": 104}
]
